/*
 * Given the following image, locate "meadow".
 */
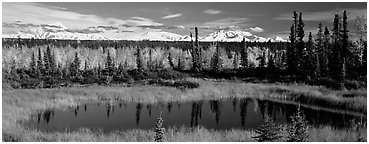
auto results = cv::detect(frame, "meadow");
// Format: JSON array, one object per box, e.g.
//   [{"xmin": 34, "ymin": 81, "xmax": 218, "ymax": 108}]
[{"xmin": 2, "ymin": 78, "xmax": 366, "ymax": 142}]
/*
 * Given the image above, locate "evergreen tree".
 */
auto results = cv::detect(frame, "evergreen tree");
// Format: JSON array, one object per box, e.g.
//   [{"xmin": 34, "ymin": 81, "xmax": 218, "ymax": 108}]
[
  {"xmin": 240, "ymin": 37, "xmax": 248, "ymax": 69},
  {"xmin": 331, "ymin": 14, "xmax": 342, "ymax": 80},
  {"xmin": 154, "ymin": 113, "xmax": 165, "ymax": 142},
  {"xmin": 288, "ymin": 24, "xmax": 296, "ymax": 74},
  {"xmin": 296, "ymin": 12, "xmax": 305, "ymax": 74},
  {"xmin": 136, "ymin": 46, "xmax": 143, "ymax": 70},
  {"xmin": 168, "ymin": 52, "xmax": 175, "ymax": 69},
  {"xmin": 252, "ymin": 115, "xmax": 282, "ymax": 142},
  {"xmin": 106, "ymin": 50, "xmax": 114, "ymax": 76},
  {"xmin": 50, "ymin": 50, "xmax": 57, "ymax": 76},
  {"xmin": 233, "ymin": 51, "xmax": 240, "ymax": 69},
  {"xmin": 70, "ymin": 52, "xmax": 81, "ymax": 78},
  {"xmin": 339, "ymin": 10, "xmax": 349, "ymax": 83},
  {"xmin": 259, "ymin": 52, "xmax": 267, "ymax": 68},
  {"xmin": 192, "ymin": 27, "xmax": 202, "ymax": 71},
  {"xmin": 148, "ymin": 48, "xmax": 153, "ymax": 70},
  {"xmin": 286, "ymin": 106, "xmax": 309, "ymax": 142},
  {"xmin": 210, "ymin": 42, "xmax": 223, "ymax": 72},
  {"xmin": 321, "ymin": 26, "xmax": 331, "ymax": 77},
  {"xmin": 305, "ymin": 32, "xmax": 319, "ymax": 79},
  {"xmin": 29, "ymin": 52, "xmax": 37, "ymax": 77},
  {"xmin": 43, "ymin": 46, "xmax": 51, "ymax": 76},
  {"xmin": 37, "ymin": 47, "xmax": 43, "ymax": 77},
  {"xmin": 267, "ymin": 53, "xmax": 275, "ymax": 71}
]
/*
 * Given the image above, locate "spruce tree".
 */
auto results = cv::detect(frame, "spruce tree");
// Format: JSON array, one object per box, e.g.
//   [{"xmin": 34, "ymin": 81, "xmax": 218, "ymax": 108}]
[
  {"xmin": 286, "ymin": 106, "xmax": 309, "ymax": 142},
  {"xmin": 331, "ymin": 14, "xmax": 342, "ymax": 80},
  {"xmin": 252, "ymin": 115, "xmax": 282, "ymax": 142},
  {"xmin": 259, "ymin": 52, "xmax": 267, "ymax": 68},
  {"xmin": 211, "ymin": 42, "xmax": 223, "ymax": 72},
  {"xmin": 267, "ymin": 53, "xmax": 275, "ymax": 71},
  {"xmin": 233, "ymin": 51, "xmax": 240, "ymax": 69},
  {"xmin": 339, "ymin": 10, "xmax": 349, "ymax": 83},
  {"xmin": 37, "ymin": 47, "xmax": 43, "ymax": 77},
  {"xmin": 322, "ymin": 26, "xmax": 331, "ymax": 77},
  {"xmin": 240, "ymin": 37, "xmax": 248, "ymax": 69},
  {"xmin": 296, "ymin": 12, "xmax": 305, "ymax": 75},
  {"xmin": 44, "ymin": 46, "xmax": 51, "ymax": 76},
  {"xmin": 288, "ymin": 24, "xmax": 296, "ymax": 74},
  {"xmin": 106, "ymin": 50, "xmax": 114, "ymax": 76},
  {"xmin": 168, "ymin": 52, "xmax": 175, "ymax": 69},
  {"xmin": 154, "ymin": 113, "xmax": 165, "ymax": 142},
  {"xmin": 70, "ymin": 52, "xmax": 81, "ymax": 79},
  {"xmin": 29, "ymin": 52, "xmax": 37, "ymax": 77},
  {"xmin": 136, "ymin": 46, "xmax": 143, "ymax": 70},
  {"xmin": 192, "ymin": 27, "xmax": 202, "ymax": 72}
]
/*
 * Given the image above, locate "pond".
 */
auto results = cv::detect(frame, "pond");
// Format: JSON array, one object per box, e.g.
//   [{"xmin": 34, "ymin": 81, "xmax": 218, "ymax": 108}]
[{"xmin": 24, "ymin": 98, "xmax": 366, "ymax": 133}]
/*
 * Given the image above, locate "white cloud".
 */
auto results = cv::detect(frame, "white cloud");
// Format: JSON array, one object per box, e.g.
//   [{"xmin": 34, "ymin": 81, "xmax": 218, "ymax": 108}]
[
  {"xmin": 203, "ymin": 17, "xmax": 249, "ymax": 27},
  {"xmin": 2, "ymin": 3, "xmax": 128, "ymax": 29},
  {"xmin": 2, "ymin": 3, "xmax": 167, "ymax": 34},
  {"xmin": 126, "ymin": 17, "xmax": 163, "ymax": 26},
  {"xmin": 204, "ymin": 9, "xmax": 221, "ymax": 15},
  {"xmin": 249, "ymin": 26, "xmax": 264, "ymax": 33},
  {"xmin": 162, "ymin": 13, "xmax": 182, "ymax": 19}
]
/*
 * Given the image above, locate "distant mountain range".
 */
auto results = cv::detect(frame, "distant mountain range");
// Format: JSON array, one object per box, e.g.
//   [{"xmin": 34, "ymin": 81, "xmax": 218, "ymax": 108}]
[{"xmin": 2, "ymin": 23, "xmax": 287, "ymax": 42}]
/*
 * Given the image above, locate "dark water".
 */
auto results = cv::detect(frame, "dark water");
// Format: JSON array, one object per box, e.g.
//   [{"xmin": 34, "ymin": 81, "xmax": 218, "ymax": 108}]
[{"xmin": 24, "ymin": 98, "xmax": 366, "ymax": 132}]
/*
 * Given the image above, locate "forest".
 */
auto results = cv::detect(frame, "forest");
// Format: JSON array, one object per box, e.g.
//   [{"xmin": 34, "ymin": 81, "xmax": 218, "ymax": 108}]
[{"xmin": 2, "ymin": 10, "xmax": 367, "ymax": 90}]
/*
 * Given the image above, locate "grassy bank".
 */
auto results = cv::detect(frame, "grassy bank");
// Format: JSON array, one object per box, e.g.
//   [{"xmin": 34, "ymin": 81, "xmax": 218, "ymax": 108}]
[{"xmin": 2, "ymin": 78, "xmax": 366, "ymax": 141}]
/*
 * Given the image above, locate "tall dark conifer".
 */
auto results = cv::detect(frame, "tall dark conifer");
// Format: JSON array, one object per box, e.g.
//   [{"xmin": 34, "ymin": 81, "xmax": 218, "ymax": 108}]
[
  {"xmin": 288, "ymin": 24, "xmax": 296, "ymax": 74},
  {"xmin": 240, "ymin": 37, "xmax": 248, "ymax": 69},
  {"xmin": 296, "ymin": 12, "xmax": 305, "ymax": 73}
]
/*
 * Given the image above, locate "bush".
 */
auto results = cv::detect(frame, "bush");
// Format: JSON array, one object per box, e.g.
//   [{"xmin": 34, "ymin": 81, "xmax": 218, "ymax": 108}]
[
  {"xmin": 344, "ymin": 80, "xmax": 366, "ymax": 90},
  {"xmin": 20, "ymin": 78, "xmax": 43, "ymax": 89},
  {"xmin": 308, "ymin": 78, "xmax": 342, "ymax": 90},
  {"xmin": 173, "ymin": 80, "xmax": 199, "ymax": 89}
]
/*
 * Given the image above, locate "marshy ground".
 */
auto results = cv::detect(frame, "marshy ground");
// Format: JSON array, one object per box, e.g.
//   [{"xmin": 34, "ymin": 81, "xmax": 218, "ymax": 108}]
[{"xmin": 2, "ymin": 78, "xmax": 367, "ymax": 142}]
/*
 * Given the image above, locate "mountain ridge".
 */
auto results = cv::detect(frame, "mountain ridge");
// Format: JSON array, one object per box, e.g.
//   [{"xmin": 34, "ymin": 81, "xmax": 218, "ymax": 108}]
[{"xmin": 3, "ymin": 24, "xmax": 287, "ymax": 42}]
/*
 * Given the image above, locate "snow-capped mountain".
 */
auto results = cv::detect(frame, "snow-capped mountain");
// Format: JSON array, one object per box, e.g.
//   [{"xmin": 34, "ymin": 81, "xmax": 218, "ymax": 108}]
[
  {"xmin": 200, "ymin": 30, "xmax": 287, "ymax": 42},
  {"xmin": 2, "ymin": 23, "xmax": 287, "ymax": 42},
  {"xmin": 3, "ymin": 23, "xmax": 110, "ymax": 40}
]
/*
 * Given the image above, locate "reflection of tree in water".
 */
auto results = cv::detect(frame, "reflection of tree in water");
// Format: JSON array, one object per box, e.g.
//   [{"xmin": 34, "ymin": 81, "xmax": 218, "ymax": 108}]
[
  {"xmin": 239, "ymin": 98, "xmax": 249, "ymax": 127},
  {"xmin": 210, "ymin": 100, "xmax": 222, "ymax": 124},
  {"xmin": 43, "ymin": 109, "xmax": 54, "ymax": 124},
  {"xmin": 37, "ymin": 112, "xmax": 42, "ymax": 124},
  {"xmin": 167, "ymin": 102, "xmax": 172, "ymax": 113},
  {"xmin": 84, "ymin": 104, "xmax": 87, "ymax": 112},
  {"xmin": 136, "ymin": 103, "xmax": 142, "ymax": 125},
  {"xmin": 147, "ymin": 104, "xmax": 152, "ymax": 117},
  {"xmin": 106, "ymin": 106, "xmax": 110, "ymax": 118},
  {"xmin": 232, "ymin": 98, "xmax": 238, "ymax": 112},
  {"xmin": 258, "ymin": 100, "xmax": 267, "ymax": 119},
  {"xmin": 190, "ymin": 101, "xmax": 203, "ymax": 127},
  {"xmin": 74, "ymin": 109, "xmax": 78, "ymax": 116}
]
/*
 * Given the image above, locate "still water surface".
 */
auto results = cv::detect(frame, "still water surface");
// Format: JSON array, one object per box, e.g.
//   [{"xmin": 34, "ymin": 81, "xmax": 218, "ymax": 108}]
[{"xmin": 25, "ymin": 98, "xmax": 365, "ymax": 132}]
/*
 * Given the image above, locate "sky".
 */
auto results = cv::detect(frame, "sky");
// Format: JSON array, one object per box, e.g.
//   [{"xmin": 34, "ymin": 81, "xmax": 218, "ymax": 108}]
[{"xmin": 2, "ymin": 2, "xmax": 367, "ymax": 38}]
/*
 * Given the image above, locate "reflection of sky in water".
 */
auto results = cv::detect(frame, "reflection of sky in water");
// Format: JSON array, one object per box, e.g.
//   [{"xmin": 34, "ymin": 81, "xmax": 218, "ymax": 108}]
[{"xmin": 26, "ymin": 98, "xmax": 366, "ymax": 133}]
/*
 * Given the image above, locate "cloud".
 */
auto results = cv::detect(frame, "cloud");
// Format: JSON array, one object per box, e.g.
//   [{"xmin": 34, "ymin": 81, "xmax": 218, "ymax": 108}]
[
  {"xmin": 125, "ymin": 16, "xmax": 163, "ymax": 26},
  {"xmin": 249, "ymin": 26, "xmax": 264, "ymax": 33},
  {"xmin": 204, "ymin": 9, "xmax": 221, "ymax": 15},
  {"xmin": 275, "ymin": 8, "xmax": 366, "ymax": 21},
  {"xmin": 162, "ymin": 13, "xmax": 182, "ymax": 19},
  {"xmin": 203, "ymin": 17, "xmax": 249, "ymax": 27},
  {"xmin": 2, "ymin": 3, "xmax": 128, "ymax": 29}
]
